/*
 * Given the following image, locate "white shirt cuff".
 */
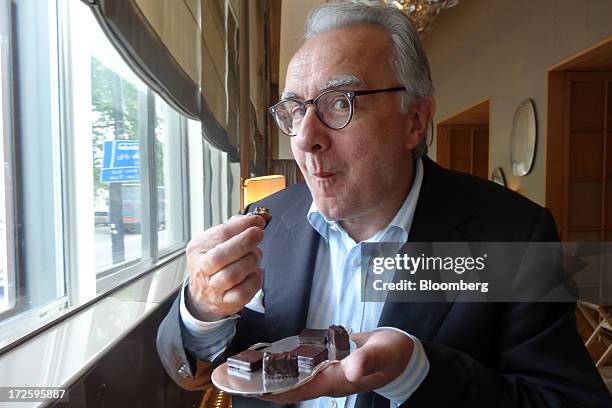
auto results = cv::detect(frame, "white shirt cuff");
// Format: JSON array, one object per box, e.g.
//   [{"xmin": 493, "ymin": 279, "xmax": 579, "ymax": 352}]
[
  {"xmin": 179, "ymin": 277, "xmax": 240, "ymax": 332},
  {"xmin": 373, "ymin": 327, "xmax": 430, "ymax": 407}
]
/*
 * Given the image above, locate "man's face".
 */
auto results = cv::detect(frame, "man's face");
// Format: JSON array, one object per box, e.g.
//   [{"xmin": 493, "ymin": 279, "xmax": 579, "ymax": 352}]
[{"xmin": 285, "ymin": 25, "xmax": 422, "ymax": 222}]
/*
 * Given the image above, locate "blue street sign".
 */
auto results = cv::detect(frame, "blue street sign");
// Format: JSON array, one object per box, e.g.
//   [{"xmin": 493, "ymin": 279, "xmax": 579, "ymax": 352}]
[{"xmin": 101, "ymin": 140, "xmax": 140, "ymax": 183}]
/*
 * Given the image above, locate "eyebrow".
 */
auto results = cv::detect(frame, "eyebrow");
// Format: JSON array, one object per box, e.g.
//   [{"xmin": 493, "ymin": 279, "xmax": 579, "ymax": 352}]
[
  {"xmin": 319, "ymin": 75, "xmax": 364, "ymax": 93},
  {"xmin": 281, "ymin": 74, "xmax": 365, "ymax": 100},
  {"xmin": 281, "ymin": 91, "xmax": 300, "ymax": 100}
]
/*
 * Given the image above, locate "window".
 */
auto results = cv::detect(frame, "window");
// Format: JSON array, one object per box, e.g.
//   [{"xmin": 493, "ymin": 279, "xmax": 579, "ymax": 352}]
[
  {"xmin": 202, "ymin": 137, "xmax": 241, "ymax": 228},
  {"xmin": 88, "ymin": 35, "xmax": 149, "ymax": 274},
  {"xmin": 155, "ymin": 95, "xmax": 187, "ymax": 252},
  {"xmin": 0, "ymin": 0, "xmax": 203, "ymax": 351},
  {"xmin": 1, "ymin": 0, "xmax": 67, "ymax": 342}
]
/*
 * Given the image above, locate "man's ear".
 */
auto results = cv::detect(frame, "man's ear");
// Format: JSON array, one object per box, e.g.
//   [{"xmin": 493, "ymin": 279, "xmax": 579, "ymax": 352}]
[{"xmin": 403, "ymin": 96, "xmax": 436, "ymax": 150}]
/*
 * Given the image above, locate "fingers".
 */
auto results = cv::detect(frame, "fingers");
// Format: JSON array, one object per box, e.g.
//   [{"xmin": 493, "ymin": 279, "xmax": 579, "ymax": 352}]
[
  {"xmin": 185, "ymin": 214, "xmax": 267, "ymax": 318},
  {"xmin": 342, "ymin": 343, "xmax": 380, "ymax": 382},
  {"xmin": 349, "ymin": 332, "xmax": 372, "ymax": 348},
  {"xmin": 222, "ymin": 269, "xmax": 263, "ymax": 307},
  {"xmin": 187, "ymin": 214, "xmax": 265, "ymax": 257},
  {"xmin": 208, "ymin": 251, "xmax": 261, "ymax": 292},
  {"xmin": 259, "ymin": 363, "xmax": 350, "ymax": 404},
  {"xmin": 189, "ymin": 225, "xmax": 263, "ymax": 281},
  {"xmin": 342, "ymin": 330, "xmax": 413, "ymax": 384}
]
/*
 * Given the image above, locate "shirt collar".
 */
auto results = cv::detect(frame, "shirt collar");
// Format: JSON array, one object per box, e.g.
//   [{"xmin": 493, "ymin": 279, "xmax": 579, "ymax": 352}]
[{"xmin": 307, "ymin": 157, "xmax": 424, "ymax": 243}]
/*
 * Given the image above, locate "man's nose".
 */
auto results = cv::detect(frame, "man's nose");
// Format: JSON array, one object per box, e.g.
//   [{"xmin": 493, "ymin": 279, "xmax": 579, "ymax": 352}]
[{"xmin": 292, "ymin": 106, "xmax": 331, "ymax": 153}]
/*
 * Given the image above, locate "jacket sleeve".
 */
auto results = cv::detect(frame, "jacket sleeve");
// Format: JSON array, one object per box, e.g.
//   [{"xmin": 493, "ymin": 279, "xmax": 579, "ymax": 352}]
[
  {"xmin": 404, "ymin": 209, "xmax": 611, "ymax": 407},
  {"xmin": 156, "ymin": 294, "xmax": 217, "ymax": 391}
]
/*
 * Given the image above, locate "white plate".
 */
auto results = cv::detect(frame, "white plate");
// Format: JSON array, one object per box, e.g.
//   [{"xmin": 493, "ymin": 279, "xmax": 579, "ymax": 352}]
[{"xmin": 211, "ymin": 335, "xmax": 355, "ymax": 396}]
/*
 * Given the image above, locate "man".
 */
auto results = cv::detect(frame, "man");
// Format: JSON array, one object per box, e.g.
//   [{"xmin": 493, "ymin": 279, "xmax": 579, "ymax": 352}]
[{"xmin": 157, "ymin": 2, "xmax": 610, "ymax": 407}]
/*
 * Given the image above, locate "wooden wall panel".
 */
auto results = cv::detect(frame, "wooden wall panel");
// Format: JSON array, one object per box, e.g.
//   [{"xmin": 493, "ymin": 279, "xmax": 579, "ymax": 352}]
[
  {"xmin": 551, "ymin": 72, "xmax": 612, "ymax": 242},
  {"xmin": 570, "ymin": 81, "xmax": 605, "ymax": 131},
  {"xmin": 437, "ymin": 124, "xmax": 489, "ymax": 180},
  {"xmin": 569, "ymin": 132, "xmax": 603, "ymax": 180}
]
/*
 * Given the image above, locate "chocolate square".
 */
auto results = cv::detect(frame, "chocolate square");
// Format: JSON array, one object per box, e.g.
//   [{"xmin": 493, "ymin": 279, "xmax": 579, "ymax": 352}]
[
  {"xmin": 227, "ymin": 349, "xmax": 263, "ymax": 372},
  {"xmin": 262, "ymin": 352, "xmax": 299, "ymax": 379},
  {"xmin": 328, "ymin": 325, "xmax": 349, "ymax": 351},
  {"xmin": 291, "ymin": 345, "xmax": 328, "ymax": 370},
  {"xmin": 227, "ymin": 367, "xmax": 255, "ymax": 380},
  {"xmin": 298, "ymin": 328, "xmax": 328, "ymax": 345},
  {"xmin": 247, "ymin": 207, "xmax": 272, "ymax": 228},
  {"xmin": 329, "ymin": 348, "xmax": 350, "ymax": 361}
]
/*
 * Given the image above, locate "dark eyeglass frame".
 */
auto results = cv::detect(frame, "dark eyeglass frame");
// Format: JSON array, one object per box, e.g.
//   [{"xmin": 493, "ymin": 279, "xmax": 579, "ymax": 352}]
[{"xmin": 268, "ymin": 86, "xmax": 406, "ymax": 136}]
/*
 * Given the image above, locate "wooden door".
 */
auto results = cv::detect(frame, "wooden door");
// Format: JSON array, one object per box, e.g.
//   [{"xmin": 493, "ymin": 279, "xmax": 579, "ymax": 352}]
[
  {"xmin": 562, "ymin": 72, "xmax": 612, "ymax": 242},
  {"xmin": 437, "ymin": 124, "xmax": 489, "ymax": 180}
]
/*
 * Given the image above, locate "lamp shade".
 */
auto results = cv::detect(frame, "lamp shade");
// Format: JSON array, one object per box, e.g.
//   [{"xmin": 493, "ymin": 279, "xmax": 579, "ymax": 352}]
[{"xmin": 243, "ymin": 175, "xmax": 286, "ymax": 207}]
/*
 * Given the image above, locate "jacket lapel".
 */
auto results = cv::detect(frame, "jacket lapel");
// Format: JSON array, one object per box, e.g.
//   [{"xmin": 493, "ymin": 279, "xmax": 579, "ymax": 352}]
[{"xmin": 376, "ymin": 157, "xmax": 478, "ymax": 337}]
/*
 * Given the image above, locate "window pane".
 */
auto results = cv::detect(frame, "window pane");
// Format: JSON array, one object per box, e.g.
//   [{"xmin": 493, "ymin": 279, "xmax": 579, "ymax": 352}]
[
  {"xmin": 13, "ymin": 0, "xmax": 65, "ymax": 314},
  {"xmin": 88, "ymin": 14, "xmax": 148, "ymax": 273},
  {"xmin": 155, "ymin": 96, "xmax": 185, "ymax": 250}
]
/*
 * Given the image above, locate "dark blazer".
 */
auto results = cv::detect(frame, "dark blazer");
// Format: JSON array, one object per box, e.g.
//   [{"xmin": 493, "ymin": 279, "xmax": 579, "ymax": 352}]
[{"xmin": 157, "ymin": 156, "xmax": 611, "ymax": 407}]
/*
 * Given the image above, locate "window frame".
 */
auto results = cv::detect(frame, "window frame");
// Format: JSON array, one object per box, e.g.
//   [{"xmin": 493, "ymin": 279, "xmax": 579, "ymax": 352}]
[
  {"xmin": 0, "ymin": 0, "xmax": 69, "ymax": 348},
  {"xmin": 0, "ymin": 0, "xmax": 18, "ymax": 317},
  {"xmin": 154, "ymin": 95, "xmax": 190, "ymax": 257}
]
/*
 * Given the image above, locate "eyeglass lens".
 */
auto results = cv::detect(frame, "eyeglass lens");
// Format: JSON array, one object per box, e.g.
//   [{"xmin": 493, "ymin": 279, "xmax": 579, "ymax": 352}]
[{"xmin": 274, "ymin": 91, "xmax": 352, "ymax": 135}]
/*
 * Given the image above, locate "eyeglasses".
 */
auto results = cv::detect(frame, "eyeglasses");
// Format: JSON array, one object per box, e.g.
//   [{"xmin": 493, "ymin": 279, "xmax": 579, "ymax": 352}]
[{"xmin": 268, "ymin": 87, "xmax": 406, "ymax": 136}]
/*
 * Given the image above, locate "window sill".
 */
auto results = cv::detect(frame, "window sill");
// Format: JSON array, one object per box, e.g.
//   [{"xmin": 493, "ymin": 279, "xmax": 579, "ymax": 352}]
[{"xmin": 0, "ymin": 254, "xmax": 187, "ymax": 407}]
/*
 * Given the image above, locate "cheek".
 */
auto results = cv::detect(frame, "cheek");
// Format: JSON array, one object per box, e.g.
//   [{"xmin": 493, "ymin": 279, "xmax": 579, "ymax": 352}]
[
  {"xmin": 290, "ymin": 141, "xmax": 305, "ymax": 165},
  {"xmin": 347, "ymin": 138, "xmax": 403, "ymax": 180}
]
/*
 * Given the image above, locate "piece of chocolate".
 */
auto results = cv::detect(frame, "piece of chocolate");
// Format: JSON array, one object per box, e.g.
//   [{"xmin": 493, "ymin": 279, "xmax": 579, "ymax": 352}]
[
  {"xmin": 227, "ymin": 349, "xmax": 263, "ymax": 372},
  {"xmin": 227, "ymin": 367, "xmax": 255, "ymax": 380},
  {"xmin": 328, "ymin": 325, "xmax": 350, "ymax": 351},
  {"xmin": 247, "ymin": 206, "xmax": 272, "ymax": 228},
  {"xmin": 262, "ymin": 351, "xmax": 298, "ymax": 379},
  {"xmin": 298, "ymin": 328, "xmax": 328, "ymax": 345},
  {"xmin": 291, "ymin": 345, "xmax": 328, "ymax": 370},
  {"xmin": 329, "ymin": 348, "xmax": 350, "ymax": 361}
]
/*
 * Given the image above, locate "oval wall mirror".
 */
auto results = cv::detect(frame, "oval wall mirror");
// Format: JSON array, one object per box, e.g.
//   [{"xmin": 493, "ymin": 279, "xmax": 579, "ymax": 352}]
[
  {"xmin": 491, "ymin": 167, "xmax": 506, "ymax": 186},
  {"xmin": 510, "ymin": 99, "xmax": 537, "ymax": 176}
]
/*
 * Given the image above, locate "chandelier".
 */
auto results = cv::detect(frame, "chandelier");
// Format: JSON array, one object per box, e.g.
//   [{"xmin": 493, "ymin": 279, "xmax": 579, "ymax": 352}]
[{"xmin": 381, "ymin": 0, "xmax": 459, "ymax": 35}]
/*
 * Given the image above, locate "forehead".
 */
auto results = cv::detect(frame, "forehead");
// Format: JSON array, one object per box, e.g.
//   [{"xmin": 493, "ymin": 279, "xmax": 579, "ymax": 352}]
[{"xmin": 284, "ymin": 25, "xmax": 393, "ymax": 97}]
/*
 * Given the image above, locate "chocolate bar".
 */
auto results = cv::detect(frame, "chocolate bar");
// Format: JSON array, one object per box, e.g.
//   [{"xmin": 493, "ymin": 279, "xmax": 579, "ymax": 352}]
[
  {"xmin": 291, "ymin": 345, "xmax": 328, "ymax": 370},
  {"xmin": 329, "ymin": 347, "xmax": 350, "ymax": 361},
  {"xmin": 227, "ymin": 349, "xmax": 263, "ymax": 372},
  {"xmin": 262, "ymin": 351, "xmax": 298, "ymax": 379},
  {"xmin": 298, "ymin": 328, "xmax": 328, "ymax": 346},
  {"xmin": 328, "ymin": 325, "xmax": 350, "ymax": 351},
  {"xmin": 227, "ymin": 367, "xmax": 255, "ymax": 380}
]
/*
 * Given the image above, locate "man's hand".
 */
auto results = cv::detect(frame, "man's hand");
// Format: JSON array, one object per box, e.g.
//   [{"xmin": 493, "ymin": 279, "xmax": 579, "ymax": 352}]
[
  {"xmin": 260, "ymin": 329, "xmax": 414, "ymax": 404},
  {"xmin": 186, "ymin": 214, "xmax": 266, "ymax": 320}
]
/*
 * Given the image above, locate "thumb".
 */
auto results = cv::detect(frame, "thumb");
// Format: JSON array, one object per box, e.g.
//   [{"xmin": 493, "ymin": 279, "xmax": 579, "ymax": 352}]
[{"xmin": 341, "ymin": 342, "xmax": 380, "ymax": 383}]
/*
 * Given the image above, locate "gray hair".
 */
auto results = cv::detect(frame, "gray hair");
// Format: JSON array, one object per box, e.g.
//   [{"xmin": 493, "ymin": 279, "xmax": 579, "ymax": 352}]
[{"xmin": 304, "ymin": 0, "xmax": 434, "ymax": 159}]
